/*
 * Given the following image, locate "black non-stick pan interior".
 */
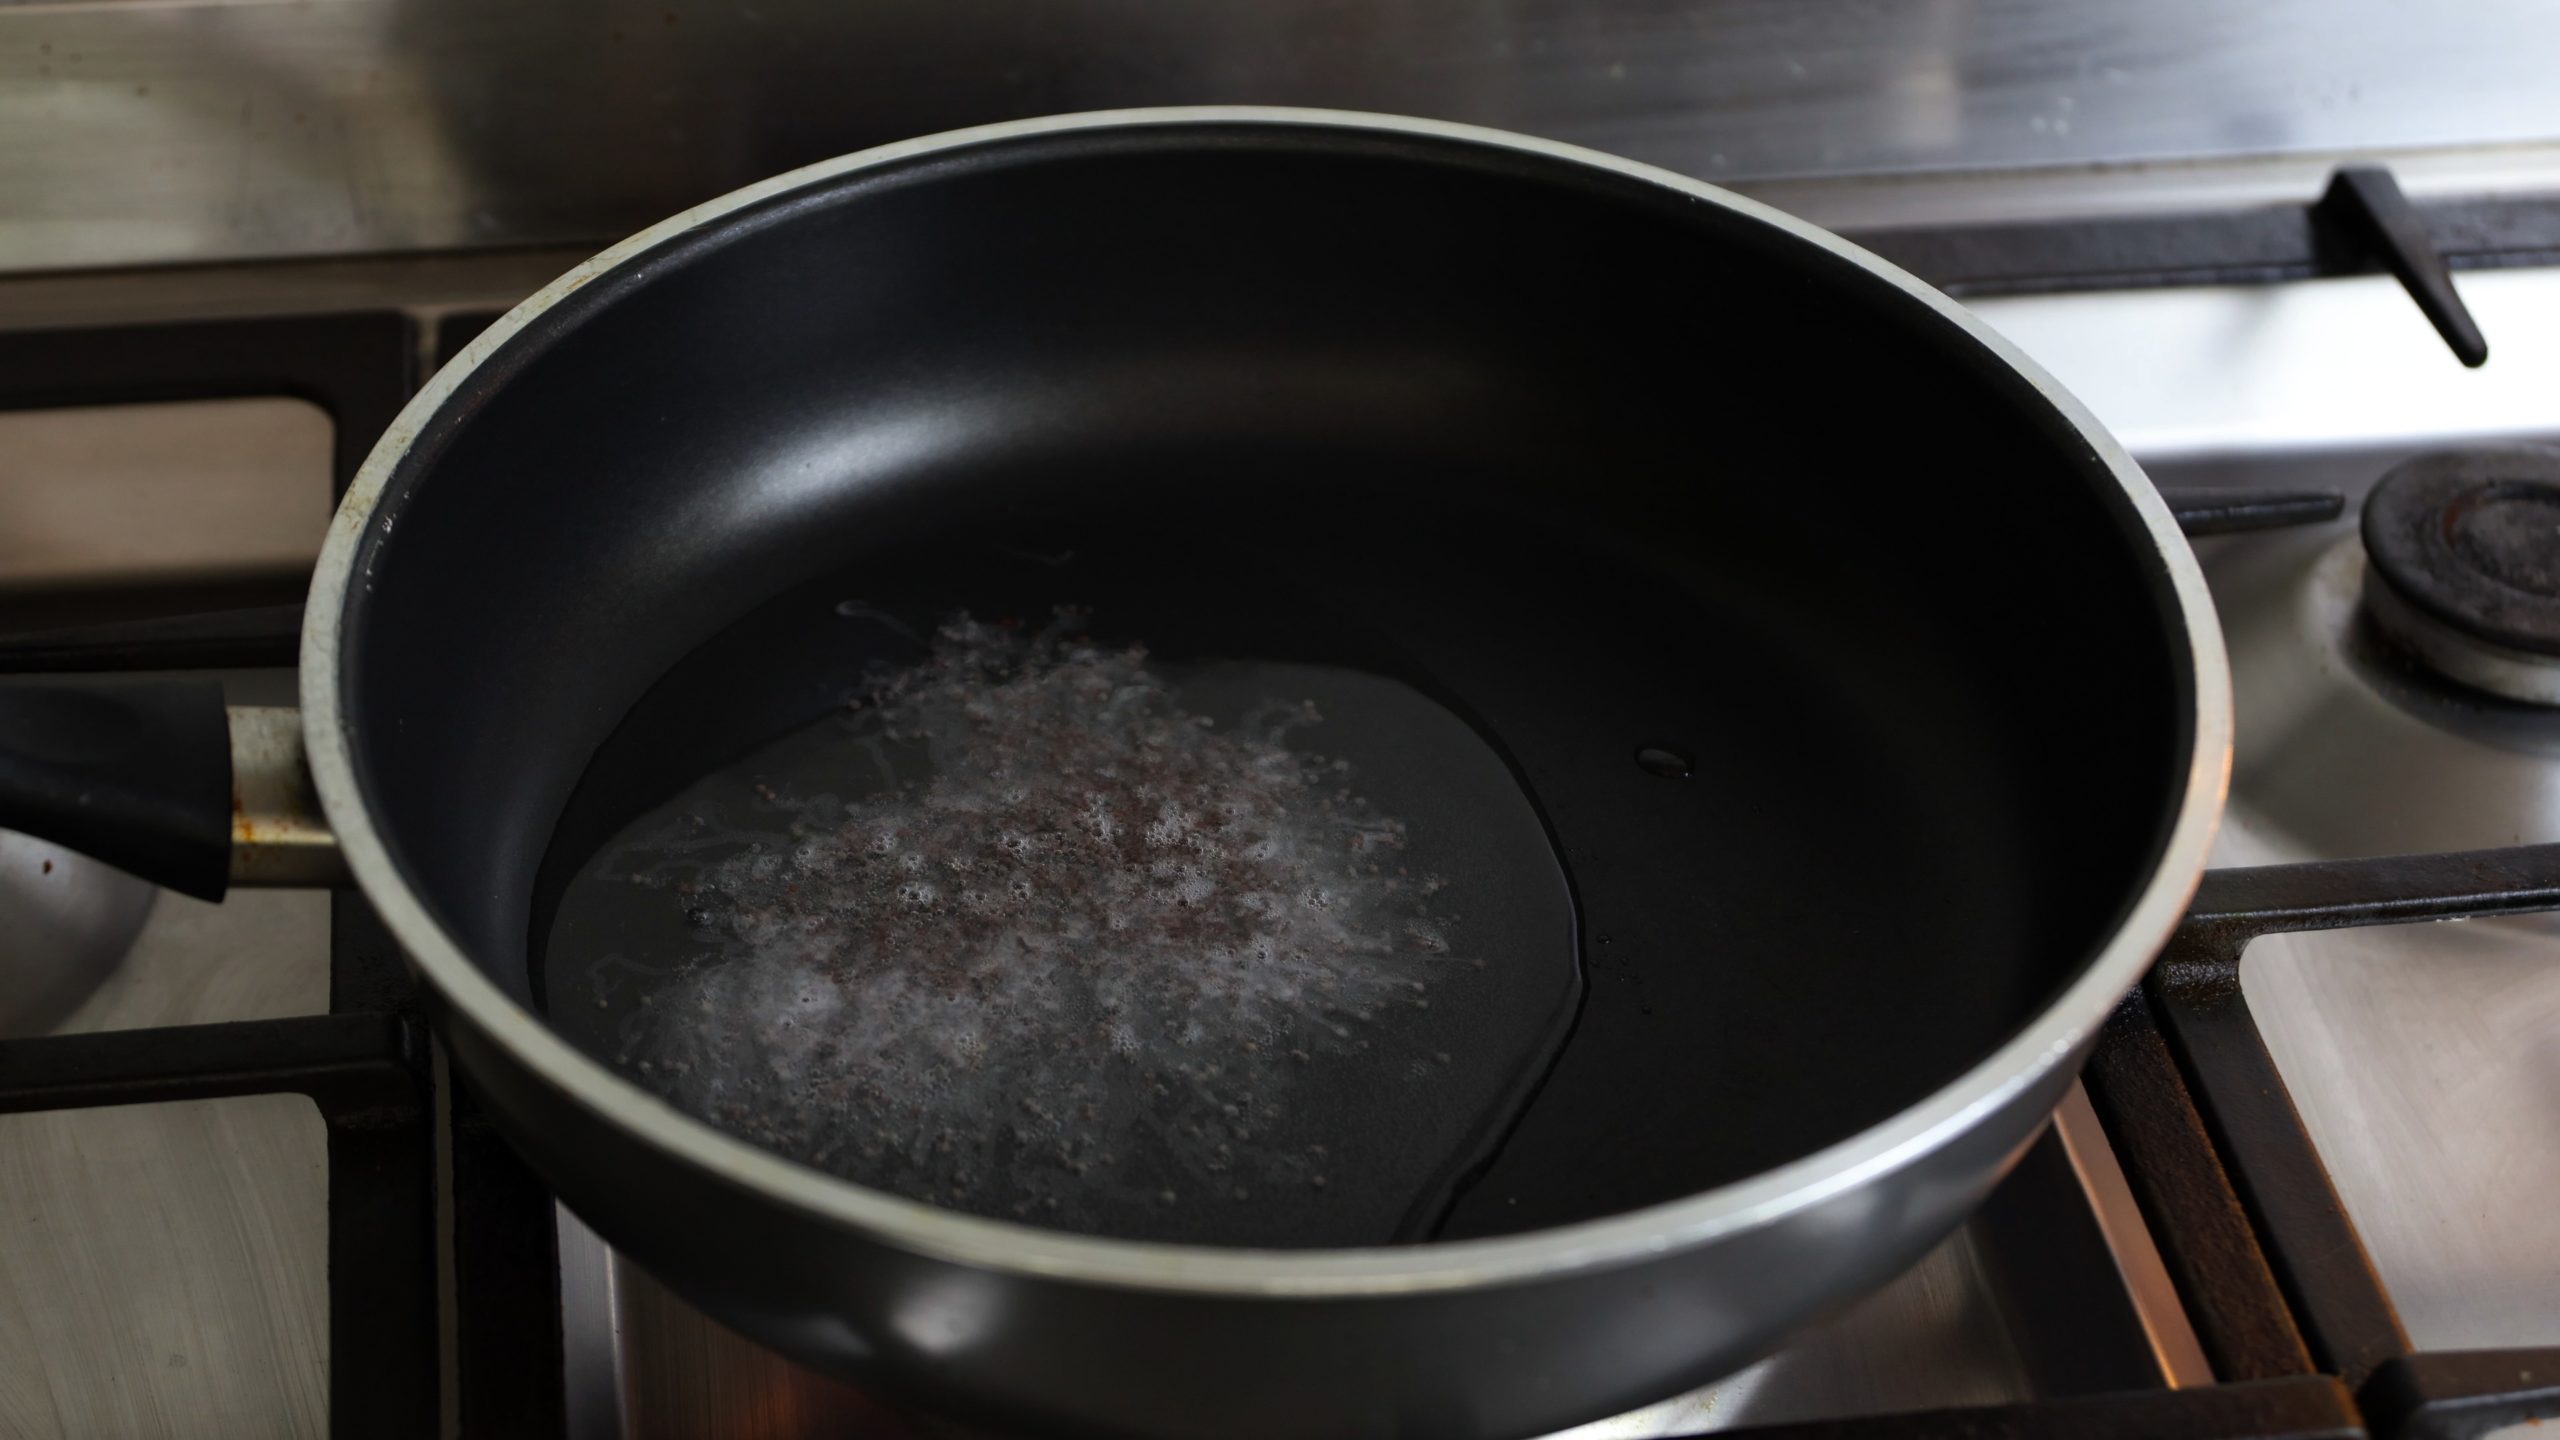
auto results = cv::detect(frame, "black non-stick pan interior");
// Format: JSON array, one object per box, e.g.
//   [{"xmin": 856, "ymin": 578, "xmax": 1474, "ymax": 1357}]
[{"xmin": 342, "ymin": 122, "xmax": 2193, "ymax": 1239}]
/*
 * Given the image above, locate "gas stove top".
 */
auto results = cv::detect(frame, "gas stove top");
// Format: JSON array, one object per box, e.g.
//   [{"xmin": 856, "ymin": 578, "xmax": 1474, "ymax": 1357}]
[{"xmin": 2, "ymin": 182, "xmax": 2558, "ymax": 1439}]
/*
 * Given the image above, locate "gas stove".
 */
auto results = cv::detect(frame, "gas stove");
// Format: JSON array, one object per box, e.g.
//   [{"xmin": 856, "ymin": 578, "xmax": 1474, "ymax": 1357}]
[{"xmin": 2, "ymin": 181, "xmax": 2557, "ymax": 1440}]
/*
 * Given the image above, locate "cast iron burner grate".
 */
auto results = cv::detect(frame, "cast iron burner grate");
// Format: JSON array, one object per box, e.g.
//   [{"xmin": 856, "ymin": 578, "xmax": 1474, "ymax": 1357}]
[
  {"xmin": 0, "ymin": 307, "xmax": 2555, "ymax": 1440},
  {"xmin": 0, "ymin": 311, "xmax": 440, "ymax": 1440},
  {"xmin": 2079, "ymin": 845, "xmax": 2560, "ymax": 1440}
]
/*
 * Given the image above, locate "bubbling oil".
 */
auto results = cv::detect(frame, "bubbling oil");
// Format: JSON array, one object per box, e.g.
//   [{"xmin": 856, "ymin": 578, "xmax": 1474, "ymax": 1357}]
[{"xmin": 542, "ymin": 609, "xmax": 1578, "ymax": 1247}]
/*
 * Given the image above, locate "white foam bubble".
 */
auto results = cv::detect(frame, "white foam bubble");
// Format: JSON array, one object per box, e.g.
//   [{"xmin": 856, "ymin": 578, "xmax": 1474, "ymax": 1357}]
[{"xmin": 596, "ymin": 611, "xmax": 1471, "ymax": 1232}]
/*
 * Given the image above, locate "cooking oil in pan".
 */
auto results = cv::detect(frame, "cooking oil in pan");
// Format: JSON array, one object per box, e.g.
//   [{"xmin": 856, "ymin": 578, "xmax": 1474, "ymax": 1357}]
[{"xmin": 542, "ymin": 609, "xmax": 1578, "ymax": 1247}]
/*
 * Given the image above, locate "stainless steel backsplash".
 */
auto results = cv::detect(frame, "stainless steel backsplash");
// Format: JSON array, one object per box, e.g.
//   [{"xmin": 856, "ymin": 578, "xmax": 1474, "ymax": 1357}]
[{"xmin": 4, "ymin": 0, "xmax": 2560, "ymax": 273}]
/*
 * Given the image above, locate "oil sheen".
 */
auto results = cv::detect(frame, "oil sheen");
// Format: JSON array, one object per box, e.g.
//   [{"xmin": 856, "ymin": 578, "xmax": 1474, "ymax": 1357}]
[{"xmin": 542, "ymin": 608, "xmax": 1578, "ymax": 1247}]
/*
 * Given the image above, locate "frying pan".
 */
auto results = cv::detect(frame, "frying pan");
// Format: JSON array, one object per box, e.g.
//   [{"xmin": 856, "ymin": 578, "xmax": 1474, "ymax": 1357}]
[{"xmin": 0, "ymin": 109, "xmax": 2227, "ymax": 1438}]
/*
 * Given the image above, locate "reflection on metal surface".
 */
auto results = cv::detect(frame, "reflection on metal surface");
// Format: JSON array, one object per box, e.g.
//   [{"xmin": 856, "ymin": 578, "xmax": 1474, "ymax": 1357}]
[
  {"xmin": 555, "ymin": 1203, "xmax": 628, "ymax": 1440},
  {"xmin": 0, "ymin": 827, "xmax": 153, "ymax": 1038},
  {"xmin": 2231, "ymin": 837, "xmax": 2560, "ymax": 1350},
  {"xmin": 2214, "ymin": 529, "xmax": 2560, "ymax": 861},
  {"xmin": 0, "ymin": 858, "xmax": 331, "ymax": 1440},
  {"xmin": 1555, "ymin": 1224, "xmax": 2028, "ymax": 1435},
  {"xmin": 558, "ymin": 1205, "xmax": 2027, "ymax": 1439},
  {"xmin": 2050, "ymin": 1084, "xmax": 2213, "ymax": 1389},
  {"xmin": 0, "ymin": 397, "xmax": 332, "ymax": 590},
  {"xmin": 1972, "ymin": 268, "xmax": 2560, "ymax": 461},
  {"xmin": 10, "ymin": 0, "xmax": 2560, "ymax": 271},
  {"xmin": 887, "ymin": 1274, "xmax": 1002, "ymax": 1362},
  {"xmin": 590, "ymin": 1242, "xmax": 925, "ymax": 1440},
  {"xmin": 0, "ymin": 1094, "xmax": 329, "ymax": 1440},
  {"xmin": 1752, "ymin": 140, "xmax": 2560, "ymax": 234},
  {"xmin": 44, "ymin": 883, "xmax": 329, "ymax": 1035}
]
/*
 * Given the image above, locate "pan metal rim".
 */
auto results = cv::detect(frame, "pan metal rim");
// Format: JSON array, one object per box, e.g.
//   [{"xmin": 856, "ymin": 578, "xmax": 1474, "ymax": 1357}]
[{"xmin": 301, "ymin": 105, "xmax": 2233, "ymax": 1298}]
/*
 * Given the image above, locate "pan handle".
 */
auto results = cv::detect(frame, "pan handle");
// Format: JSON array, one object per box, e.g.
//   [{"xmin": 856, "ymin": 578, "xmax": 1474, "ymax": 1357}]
[
  {"xmin": 0, "ymin": 680, "xmax": 341, "ymax": 901},
  {"xmin": 226, "ymin": 706, "xmax": 344, "ymax": 891}
]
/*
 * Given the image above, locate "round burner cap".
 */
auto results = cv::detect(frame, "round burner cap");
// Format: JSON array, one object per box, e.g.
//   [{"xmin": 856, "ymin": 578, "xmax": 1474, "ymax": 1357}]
[{"xmin": 2364, "ymin": 449, "xmax": 2560, "ymax": 656}]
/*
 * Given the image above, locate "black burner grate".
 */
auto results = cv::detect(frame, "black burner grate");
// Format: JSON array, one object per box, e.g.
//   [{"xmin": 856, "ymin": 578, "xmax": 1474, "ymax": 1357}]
[
  {"xmin": 0, "ymin": 310, "xmax": 439, "ymax": 1440},
  {"xmin": 2084, "ymin": 846, "xmax": 2560, "ymax": 1440}
]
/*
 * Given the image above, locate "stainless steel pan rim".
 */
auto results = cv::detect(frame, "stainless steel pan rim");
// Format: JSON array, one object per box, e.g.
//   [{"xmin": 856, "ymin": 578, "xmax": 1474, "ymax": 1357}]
[{"xmin": 301, "ymin": 105, "xmax": 2232, "ymax": 1298}]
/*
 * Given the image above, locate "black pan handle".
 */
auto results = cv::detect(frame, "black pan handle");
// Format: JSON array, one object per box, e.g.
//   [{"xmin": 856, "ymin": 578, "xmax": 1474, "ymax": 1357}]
[{"xmin": 0, "ymin": 681, "xmax": 340, "ymax": 900}]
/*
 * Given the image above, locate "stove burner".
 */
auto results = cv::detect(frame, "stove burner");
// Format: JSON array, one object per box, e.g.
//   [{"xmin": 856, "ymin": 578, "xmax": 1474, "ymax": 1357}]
[{"xmin": 2361, "ymin": 447, "xmax": 2560, "ymax": 704}]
